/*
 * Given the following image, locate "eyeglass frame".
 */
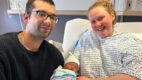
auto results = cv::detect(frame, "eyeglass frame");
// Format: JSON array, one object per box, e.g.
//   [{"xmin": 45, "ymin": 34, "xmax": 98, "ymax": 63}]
[{"xmin": 31, "ymin": 10, "xmax": 59, "ymax": 23}]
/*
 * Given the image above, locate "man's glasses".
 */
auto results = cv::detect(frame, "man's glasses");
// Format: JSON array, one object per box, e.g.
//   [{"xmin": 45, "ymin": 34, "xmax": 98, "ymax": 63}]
[{"xmin": 32, "ymin": 10, "xmax": 59, "ymax": 23}]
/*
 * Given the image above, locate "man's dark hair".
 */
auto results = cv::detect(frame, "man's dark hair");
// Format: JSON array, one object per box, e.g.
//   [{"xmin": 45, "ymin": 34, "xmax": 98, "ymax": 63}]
[{"xmin": 26, "ymin": 0, "xmax": 55, "ymax": 17}]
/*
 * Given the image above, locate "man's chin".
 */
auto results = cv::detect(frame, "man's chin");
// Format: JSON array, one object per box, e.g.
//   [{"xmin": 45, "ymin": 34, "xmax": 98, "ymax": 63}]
[
  {"xmin": 37, "ymin": 33, "xmax": 49, "ymax": 39},
  {"xmin": 43, "ymin": 32, "xmax": 51, "ymax": 38}
]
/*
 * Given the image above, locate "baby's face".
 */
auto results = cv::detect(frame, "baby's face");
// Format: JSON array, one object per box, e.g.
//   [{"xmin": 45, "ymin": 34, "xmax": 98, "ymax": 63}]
[{"xmin": 64, "ymin": 62, "xmax": 78, "ymax": 72}]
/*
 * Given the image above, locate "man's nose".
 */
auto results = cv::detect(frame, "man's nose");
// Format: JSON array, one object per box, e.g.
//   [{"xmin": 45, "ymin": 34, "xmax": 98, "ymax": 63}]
[{"xmin": 44, "ymin": 17, "xmax": 52, "ymax": 24}]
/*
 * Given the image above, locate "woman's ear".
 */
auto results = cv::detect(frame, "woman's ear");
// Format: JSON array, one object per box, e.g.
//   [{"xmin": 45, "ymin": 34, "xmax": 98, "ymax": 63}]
[
  {"xmin": 23, "ymin": 12, "xmax": 29, "ymax": 24},
  {"xmin": 111, "ymin": 12, "xmax": 115, "ymax": 22}
]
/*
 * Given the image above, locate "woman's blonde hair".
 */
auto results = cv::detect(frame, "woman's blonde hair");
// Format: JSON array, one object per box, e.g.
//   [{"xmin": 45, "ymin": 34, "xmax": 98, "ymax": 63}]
[{"xmin": 88, "ymin": 0, "xmax": 117, "ymax": 25}]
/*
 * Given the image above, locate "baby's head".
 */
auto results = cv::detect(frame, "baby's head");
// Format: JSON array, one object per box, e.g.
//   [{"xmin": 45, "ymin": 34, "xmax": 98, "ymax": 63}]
[
  {"xmin": 64, "ymin": 62, "xmax": 79, "ymax": 72},
  {"xmin": 63, "ymin": 52, "xmax": 79, "ymax": 72}
]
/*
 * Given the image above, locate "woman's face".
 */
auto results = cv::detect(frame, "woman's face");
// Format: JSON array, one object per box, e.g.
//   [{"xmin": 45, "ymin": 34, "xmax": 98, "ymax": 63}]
[{"xmin": 88, "ymin": 6, "xmax": 115, "ymax": 38}]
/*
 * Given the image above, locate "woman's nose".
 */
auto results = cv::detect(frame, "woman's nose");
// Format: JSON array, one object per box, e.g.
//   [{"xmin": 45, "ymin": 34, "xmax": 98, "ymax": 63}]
[{"xmin": 95, "ymin": 21, "xmax": 101, "ymax": 27}]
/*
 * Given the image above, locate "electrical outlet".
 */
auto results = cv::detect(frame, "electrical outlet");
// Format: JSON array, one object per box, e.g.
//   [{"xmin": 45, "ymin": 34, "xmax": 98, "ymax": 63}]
[
  {"xmin": 126, "ymin": 0, "xmax": 132, "ymax": 10},
  {"xmin": 128, "ymin": 0, "xmax": 142, "ymax": 11}
]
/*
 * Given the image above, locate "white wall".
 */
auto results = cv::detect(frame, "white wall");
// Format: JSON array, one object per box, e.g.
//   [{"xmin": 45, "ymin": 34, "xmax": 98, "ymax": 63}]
[
  {"xmin": 9, "ymin": 0, "xmax": 116, "ymax": 11},
  {"xmin": 53, "ymin": 0, "xmax": 95, "ymax": 10}
]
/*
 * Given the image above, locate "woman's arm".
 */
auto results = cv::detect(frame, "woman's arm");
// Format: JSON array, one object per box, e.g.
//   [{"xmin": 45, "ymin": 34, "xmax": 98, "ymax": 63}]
[{"xmin": 77, "ymin": 73, "xmax": 139, "ymax": 80}]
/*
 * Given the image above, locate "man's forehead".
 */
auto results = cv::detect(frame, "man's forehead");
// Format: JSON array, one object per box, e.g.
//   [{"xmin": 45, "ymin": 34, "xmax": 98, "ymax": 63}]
[{"xmin": 33, "ymin": 1, "xmax": 56, "ymax": 15}]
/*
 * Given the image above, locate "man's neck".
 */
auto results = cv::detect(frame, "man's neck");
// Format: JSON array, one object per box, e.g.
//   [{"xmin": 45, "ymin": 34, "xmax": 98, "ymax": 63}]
[{"xmin": 20, "ymin": 31, "xmax": 43, "ymax": 52}]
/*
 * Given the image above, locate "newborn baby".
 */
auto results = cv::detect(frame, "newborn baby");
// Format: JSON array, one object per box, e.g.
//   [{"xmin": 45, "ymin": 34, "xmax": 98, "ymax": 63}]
[{"xmin": 50, "ymin": 53, "xmax": 79, "ymax": 80}]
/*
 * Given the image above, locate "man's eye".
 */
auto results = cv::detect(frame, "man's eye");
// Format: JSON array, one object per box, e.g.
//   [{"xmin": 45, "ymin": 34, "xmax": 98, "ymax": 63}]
[
  {"xmin": 50, "ymin": 16, "xmax": 56, "ymax": 20},
  {"xmin": 37, "ymin": 12, "xmax": 46, "ymax": 17}
]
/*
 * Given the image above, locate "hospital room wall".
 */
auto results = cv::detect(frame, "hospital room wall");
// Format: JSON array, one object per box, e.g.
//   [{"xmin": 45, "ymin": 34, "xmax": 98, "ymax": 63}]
[{"xmin": 0, "ymin": 0, "xmax": 142, "ymax": 43}]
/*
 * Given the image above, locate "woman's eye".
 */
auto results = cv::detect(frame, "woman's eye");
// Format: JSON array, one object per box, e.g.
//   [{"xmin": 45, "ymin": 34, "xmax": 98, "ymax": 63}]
[
  {"xmin": 98, "ymin": 16, "xmax": 104, "ymax": 21},
  {"xmin": 91, "ymin": 20, "xmax": 96, "ymax": 24}
]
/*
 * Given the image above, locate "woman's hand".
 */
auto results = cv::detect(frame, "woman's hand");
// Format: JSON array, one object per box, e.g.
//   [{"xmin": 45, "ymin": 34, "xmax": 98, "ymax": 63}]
[{"xmin": 77, "ymin": 76, "xmax": 92, "ymax": 80}]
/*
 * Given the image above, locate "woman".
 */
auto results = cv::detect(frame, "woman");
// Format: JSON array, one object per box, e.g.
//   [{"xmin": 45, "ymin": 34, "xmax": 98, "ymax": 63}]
[{"xmin": 74, "ymin": 0, "xmax": 142, "ymax": 80}]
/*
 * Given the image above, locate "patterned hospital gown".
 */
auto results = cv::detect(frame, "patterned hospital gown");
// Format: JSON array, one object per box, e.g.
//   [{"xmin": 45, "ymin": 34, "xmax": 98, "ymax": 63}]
[{"xmin": 74, "ymin": 30, "xmax": 142, "ymax": 79}]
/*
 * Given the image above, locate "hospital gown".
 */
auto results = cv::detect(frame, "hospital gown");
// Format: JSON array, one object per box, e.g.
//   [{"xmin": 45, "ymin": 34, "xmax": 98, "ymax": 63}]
[{"xmin": 74, "ymin": 30, "xmax": 142, "ymax": 79}]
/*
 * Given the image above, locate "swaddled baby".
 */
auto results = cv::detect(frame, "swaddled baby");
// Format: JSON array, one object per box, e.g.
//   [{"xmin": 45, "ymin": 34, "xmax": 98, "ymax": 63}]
[{"xmin": 50, "ymin": 53, "xmax": 79, "ymax": 80}]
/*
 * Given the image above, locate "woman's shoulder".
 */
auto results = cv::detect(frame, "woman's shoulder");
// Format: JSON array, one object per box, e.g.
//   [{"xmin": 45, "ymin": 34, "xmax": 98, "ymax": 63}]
[
  {"xmin": 114, "ymin": 32, "xmax": 142, "ymax": 39},
  {"xmin": 76, "ymin": 30, "xmax": 98, "ymax": 46},
  {"xmin": 80, "ymin": 30, "xmax": 96, "ymax": 39},
  {"xmin": 111, "ymin": 32, "xmax": 142, "ymax": 44}
]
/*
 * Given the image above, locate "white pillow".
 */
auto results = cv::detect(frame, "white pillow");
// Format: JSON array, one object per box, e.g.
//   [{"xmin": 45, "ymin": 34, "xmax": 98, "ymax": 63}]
[
  {"xmin": 115, "ymin": 22, "xmax": 142, "ymax": 33},
  {"xmin": 62, "ymin": 18, "xmax": 91, "ymax": 53}
]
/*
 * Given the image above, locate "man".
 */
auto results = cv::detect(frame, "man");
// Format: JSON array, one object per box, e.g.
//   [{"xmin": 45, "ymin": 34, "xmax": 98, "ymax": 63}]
[{"xmin": 0, "ymin": 0, "xmax": 64, "ymax": 80}]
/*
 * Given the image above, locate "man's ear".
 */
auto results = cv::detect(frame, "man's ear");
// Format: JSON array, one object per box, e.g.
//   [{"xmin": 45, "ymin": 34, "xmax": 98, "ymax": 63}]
[{"xmin": 23, "ymin": 12, "xmax": 29, "ymax": 24}]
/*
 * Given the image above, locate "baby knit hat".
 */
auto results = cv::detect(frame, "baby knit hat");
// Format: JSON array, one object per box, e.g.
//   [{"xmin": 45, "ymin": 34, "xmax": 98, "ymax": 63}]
[{"xmin": 64, "ymin": 52, "xmax": 80, "ymax": 65}]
